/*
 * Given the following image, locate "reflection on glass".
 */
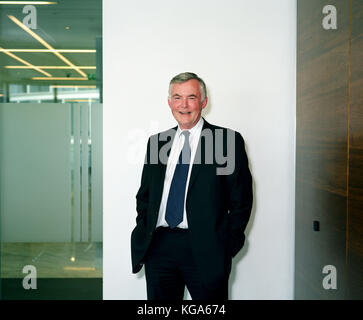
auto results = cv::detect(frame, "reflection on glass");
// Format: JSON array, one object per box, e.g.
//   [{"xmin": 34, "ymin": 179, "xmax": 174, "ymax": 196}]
[{"xmin": 0, "ymin": 0, "xmax": 102, "ymax": 300}]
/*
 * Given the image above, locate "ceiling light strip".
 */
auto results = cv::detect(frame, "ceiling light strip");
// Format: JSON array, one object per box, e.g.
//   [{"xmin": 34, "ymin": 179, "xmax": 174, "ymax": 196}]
[
  {"xmin": 0, "ymin": 47, "xmax": 52, "ymax": 77},
  {"xmin": 0, "ymin": 1, "xmax": 57, "ymax": 4},
  {"xmin": 63, "ymin": 267, "xmax": 96, "ymax": 271},
  {"xmin": 51, "ymin": 85, "xmax": 97, "ymax": 88},
  {"xmin": 32, "ymin": 77, "xmax": 89, "ymax": 80},
  {"xmin": 8, "ymin": 15, "xmax": 88, "ymax": 78},
  {"xmin": 5, "ymin": 66, "xmax": 96, "ymax": 69},
  {"xmin": 65, "ymin": 99, "xmax": 96, "ymax": 102},
  {"xmin": 2, "ymin": 49, "xmax": 96, "ymax": 53}
]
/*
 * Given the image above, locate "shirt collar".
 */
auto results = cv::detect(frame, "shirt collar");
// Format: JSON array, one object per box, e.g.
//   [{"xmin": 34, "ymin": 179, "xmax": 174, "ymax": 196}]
[{"xmin": 176, "ymin": 117, "xmax": 204, "ymax": 138}]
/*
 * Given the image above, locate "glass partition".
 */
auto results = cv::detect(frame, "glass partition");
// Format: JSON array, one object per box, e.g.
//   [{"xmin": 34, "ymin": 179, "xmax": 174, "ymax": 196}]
[{"xmin": 0, "ymin": 0, "xmax": 102, "ymax": 300}]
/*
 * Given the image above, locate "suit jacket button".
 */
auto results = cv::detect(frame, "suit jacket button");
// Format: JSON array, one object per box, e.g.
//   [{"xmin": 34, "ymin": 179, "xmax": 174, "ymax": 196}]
[{"xmin": 149, "ymin": 231, "xmax": 153, "ymax": 236}]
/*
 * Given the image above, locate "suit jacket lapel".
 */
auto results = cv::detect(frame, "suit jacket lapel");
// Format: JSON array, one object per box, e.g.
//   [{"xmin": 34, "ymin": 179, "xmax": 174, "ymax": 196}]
[
  {"xmin": 187, "ymin": 118, "xmax": 212, "ymax": 195},
  {"xmin": 155, "ymin": 126, "xmax": 177, "ymax": 205}
]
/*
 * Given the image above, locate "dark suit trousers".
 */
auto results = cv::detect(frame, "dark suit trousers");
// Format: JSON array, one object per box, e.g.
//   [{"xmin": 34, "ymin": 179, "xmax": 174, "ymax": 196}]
[{"xmin": 144, "ymin": 227, "xmax": 228, "ymax": 300}]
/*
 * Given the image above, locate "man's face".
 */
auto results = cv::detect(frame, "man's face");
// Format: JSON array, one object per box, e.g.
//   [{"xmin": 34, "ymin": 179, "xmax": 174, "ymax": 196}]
[{"xmin": 168, "ymin": 79, "xmax": 208, "ymax": 130}]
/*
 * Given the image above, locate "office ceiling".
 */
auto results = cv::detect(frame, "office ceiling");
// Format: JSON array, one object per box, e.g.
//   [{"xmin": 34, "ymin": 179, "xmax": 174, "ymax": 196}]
[{"xmin": 0, "ymin": 0, "xmax": 102, "ymax": 86}]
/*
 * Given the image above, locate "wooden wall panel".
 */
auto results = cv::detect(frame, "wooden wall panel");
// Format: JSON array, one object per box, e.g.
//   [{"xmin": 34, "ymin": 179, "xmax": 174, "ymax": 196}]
[
  {"xmin": 346, "ymin": 0, "xmax": 363, "ymax": 300},
  {"xmin": 296, "ymin": 0, "xmax": 363, "ymax": 299},
  {"xmin": 295, "ymin": 0, "xmax": 349, "ymax": 299}
]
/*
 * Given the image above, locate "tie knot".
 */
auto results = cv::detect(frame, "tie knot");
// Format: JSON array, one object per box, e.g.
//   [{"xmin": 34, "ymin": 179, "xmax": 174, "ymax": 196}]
[
  {"xmin": 182, "ymin": 130, "xmax": 190, "ymax": 139},
  {"xmin": 180, "ymin": 130, "xmax": 191, "ymax": 164}
]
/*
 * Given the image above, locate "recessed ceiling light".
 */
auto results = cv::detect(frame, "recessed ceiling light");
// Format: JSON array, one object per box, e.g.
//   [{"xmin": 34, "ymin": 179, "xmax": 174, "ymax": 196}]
[{"xmin": 65, "ymin": 26, "xmax": 70, "ymax": 30}]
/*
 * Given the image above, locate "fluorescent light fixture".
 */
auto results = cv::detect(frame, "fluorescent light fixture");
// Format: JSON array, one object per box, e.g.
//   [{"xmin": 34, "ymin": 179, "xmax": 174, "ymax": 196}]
[
  {"xmin": 65, "ymin": 99, "xmax": 96, "ymax": 102},
  {"xmin": 0, "ymin": 1, "xmax": 57, "ymax": 4},
  {"xmin": 0, "ymin": 47, "xmax": 52, "ymax": 77},
  {"xmin": 32, "ymin": 77, "xmax": 89, "ymax": 80},
  {"xmin": 5, "ymin": 65, "xmax": 96, "ymax": 69},
  {"xmin": 1, "ymin": 49, "xmax": 96, "ymax": 53},
  {"xmin": 51, "ymin": 85, "xmax": 97, "ymax": 88},
  {"xmin": 63, "ymin": 267, "xmax": 96, "ymax": 271},
  {"xmin": 8, "ymin": 15, "xmax": 87, "ymax": 78}
]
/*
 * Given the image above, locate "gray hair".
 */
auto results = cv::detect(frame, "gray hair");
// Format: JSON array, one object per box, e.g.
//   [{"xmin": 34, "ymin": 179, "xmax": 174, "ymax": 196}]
[{"xmin": 168, "ymin": 72, "xmax": 207, "ymax": 102}]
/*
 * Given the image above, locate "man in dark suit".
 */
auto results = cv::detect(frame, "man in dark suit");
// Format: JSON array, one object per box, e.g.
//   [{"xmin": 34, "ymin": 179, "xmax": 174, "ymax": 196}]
[{"xmin": 131, "ymin": 72, "xmax": 253, "ymax": 300}]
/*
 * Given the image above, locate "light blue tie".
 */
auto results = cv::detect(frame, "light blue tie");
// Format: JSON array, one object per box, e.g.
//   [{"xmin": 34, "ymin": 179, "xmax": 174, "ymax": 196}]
[{"xmin": 165, "ymin": 131, "xmax": 191, "ymax": 229}]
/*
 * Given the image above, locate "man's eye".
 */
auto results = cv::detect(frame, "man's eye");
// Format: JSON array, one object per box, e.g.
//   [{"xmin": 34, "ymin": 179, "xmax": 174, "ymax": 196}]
[
  {"xmin": 189, "ymin": 97, "xmax": 196, "ymax": 100},
  {"xmin": 174, "ymin": 97, "xmax": 181, "ymax": 100}
]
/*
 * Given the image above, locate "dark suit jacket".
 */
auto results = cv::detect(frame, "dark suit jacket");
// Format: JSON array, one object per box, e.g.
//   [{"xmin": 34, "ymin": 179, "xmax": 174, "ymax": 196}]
[{"xmin": 131, "ymin": 119, "xmax": 253, "ymax": 288}]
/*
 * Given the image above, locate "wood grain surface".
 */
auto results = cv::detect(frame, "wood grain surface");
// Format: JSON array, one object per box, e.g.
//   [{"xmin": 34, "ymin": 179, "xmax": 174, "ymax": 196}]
[{"xmin": 295, "ymin": 0, "xmax": 362, "ymax": 299}]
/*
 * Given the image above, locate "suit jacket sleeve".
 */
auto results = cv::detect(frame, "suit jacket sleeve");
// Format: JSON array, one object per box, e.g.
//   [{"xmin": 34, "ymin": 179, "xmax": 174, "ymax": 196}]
[
  {"xmin": 227, "ymin": 132, "xmax": 253, "ymax": 257},
  {"xmin": 135, "ymin": 137, "xmax": 151, "ymax": 225}
]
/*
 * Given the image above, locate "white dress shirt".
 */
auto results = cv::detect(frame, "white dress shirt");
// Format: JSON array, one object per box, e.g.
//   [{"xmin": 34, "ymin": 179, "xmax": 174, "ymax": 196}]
[{"xmin": 156, "ymin": 117, "xmax": 204, "ymax": 229}]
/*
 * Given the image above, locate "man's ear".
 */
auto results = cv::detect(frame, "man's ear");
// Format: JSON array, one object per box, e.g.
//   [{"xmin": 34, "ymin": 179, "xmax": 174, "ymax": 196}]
[
  {"xmin": 168, "ymin": 98, "xmax": 172, "ymax": 109},
  {"xmin": 201, "ymin": 97, "xmax": 208, "ymax": 109}
]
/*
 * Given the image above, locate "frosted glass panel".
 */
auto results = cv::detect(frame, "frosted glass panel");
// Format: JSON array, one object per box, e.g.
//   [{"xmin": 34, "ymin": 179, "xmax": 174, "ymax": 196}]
[
  {"xmin": 91, "ymin": 103, "xmax": 103, "ymax": 242},
  {"xmin": 81, "ymin": 104, "xmax": 89, "ymax": 242},
  {"xmin": 0, "ymin": 102, "xmax": 103, "ymax": 299},
  {"xmin": 0, "ymin": 103, "xmax": 71, "ymax": 242},
  {"xmin": 0, "ymin": 0, "xmax": 102, "ymax": 300}
]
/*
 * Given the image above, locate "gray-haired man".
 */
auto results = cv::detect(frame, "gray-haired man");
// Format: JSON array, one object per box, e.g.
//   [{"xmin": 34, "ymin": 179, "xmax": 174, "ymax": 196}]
[{"xmin": 131, "ymin": 72, "xmax": 253, "ymax": 300}]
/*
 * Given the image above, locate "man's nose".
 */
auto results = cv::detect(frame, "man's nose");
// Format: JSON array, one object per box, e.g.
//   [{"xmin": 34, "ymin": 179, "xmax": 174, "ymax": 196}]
[{"xmin": 181, "ymin": 97, "xmax": 189, "ymax": 108}]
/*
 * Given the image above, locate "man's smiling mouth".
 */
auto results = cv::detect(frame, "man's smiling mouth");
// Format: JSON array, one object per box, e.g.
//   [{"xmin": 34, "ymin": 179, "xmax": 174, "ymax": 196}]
[{"xmin": 179, "ymin": 111, "xmax": 191, "ymax": 114}]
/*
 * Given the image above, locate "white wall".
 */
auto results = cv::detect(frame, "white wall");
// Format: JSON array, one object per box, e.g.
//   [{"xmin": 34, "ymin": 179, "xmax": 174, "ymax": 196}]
[{"xmin": 103, "ymin": 0, "xmax": 296, "ymax": 299}]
